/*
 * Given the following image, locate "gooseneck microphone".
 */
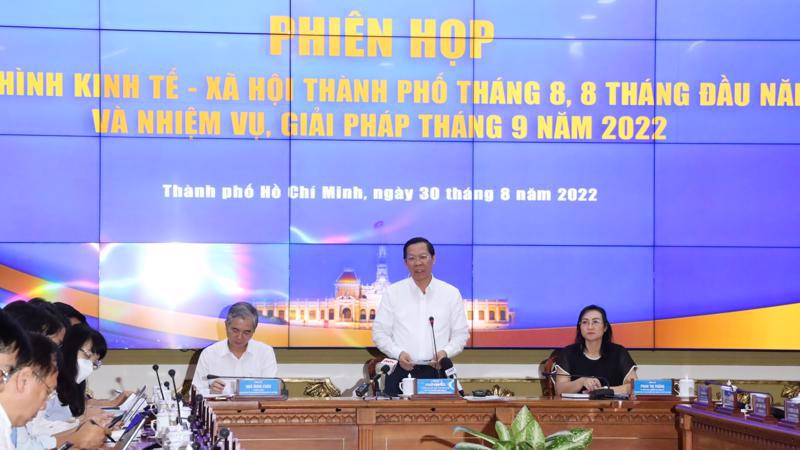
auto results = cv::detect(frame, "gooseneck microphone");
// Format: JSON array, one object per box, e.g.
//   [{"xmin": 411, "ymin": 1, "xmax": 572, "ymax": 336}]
[
  {"xmin": 168, "ymin": 369, "xmax": 180, "ymax": 400},
  {"xmin": 167, "ymin": 369, "xmax": 183, "ymax": 425},
  {"xmin": 428, "ymin": 316, "xmax": 442, "ymax": 377},
  {"xmin": 213, "ymin": 427, "xmax": 230, "ymax": 450},
  {"xmin": 428, "ymin": 316, "xmax": 440, "ymax": 376},
  {"xmin": 152, "ymin": 364, "xmax": 165, "ymax": 400},
  {"xmin": 192, "ymin": 393, "xmax": 203, "ymax": 419},
  {"xmin": 439, "ymin": 357, "xmax": 465, "ymax": 396}
]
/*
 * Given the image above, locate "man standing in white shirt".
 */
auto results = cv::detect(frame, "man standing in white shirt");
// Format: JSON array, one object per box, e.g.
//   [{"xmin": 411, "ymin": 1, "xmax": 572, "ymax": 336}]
[
  {"xmin": 192, "ymin": 302, "xmax": 277, "ymax": 395},
  {"xmin": 372, "ymin": 237, "xmax": 470, "ymax": 396}
]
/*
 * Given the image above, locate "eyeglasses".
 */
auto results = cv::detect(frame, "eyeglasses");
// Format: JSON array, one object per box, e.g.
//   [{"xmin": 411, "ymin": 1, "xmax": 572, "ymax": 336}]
[
  {"xmin": 34, "ymin": 373, "xmax": 57, "ymax": 401},
  {"xmin": 79, "ymin": 347, "xmax": 103, "ymax": 369},
  {"xmin": 0, "ymin": 365, "xmax": 16, "ymax": 384},
  {"xmin": 405, "ymin": 254, "xmax": 431, "ymax": 263}
]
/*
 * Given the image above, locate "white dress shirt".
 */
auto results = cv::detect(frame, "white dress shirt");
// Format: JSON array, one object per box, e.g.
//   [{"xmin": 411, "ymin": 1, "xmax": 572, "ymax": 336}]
[
  {"xmin": 0, "ymin": 402, "xmax": 14, "ymax": 450},
  {"xmin": 14, "ymin": 398, "xmax": 77, "ymax": 450},
  {"xmin": 191, "ymin": 339, "xmax": 277, "ymax": 391},
  {"xmin": 372, "ymin": 276, "xmax": 470, "ymax": 362}
]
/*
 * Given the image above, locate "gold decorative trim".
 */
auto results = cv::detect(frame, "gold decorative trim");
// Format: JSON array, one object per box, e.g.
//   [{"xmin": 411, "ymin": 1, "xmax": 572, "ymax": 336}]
[
  {"xmin": 216, "ymin": 412, "xmax": 357, "ymax": 425},
  {"xmin": 375, "ymin": 412, "xmax": 494, "ymax": 425},
  {"xmin": 535, "ymin": 412, "xmax": 674, "ymax": 425}
]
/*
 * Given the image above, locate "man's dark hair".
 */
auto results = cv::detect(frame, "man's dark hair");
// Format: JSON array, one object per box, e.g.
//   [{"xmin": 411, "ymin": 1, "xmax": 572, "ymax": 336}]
[
  {"xmin": 4, "ymin": 300, "xmax": 65, "ymax": 337},
  {"xmin": 57, "ymin": 324, "xmax": 107, "ymax": 416},
  {"xmin": 0, "ymin": 309, "xmax": 32, "ymax": 368},
  {"xmin": 53, "ymin": 302, "xmax": 87, "ymax": 325},
  {"xmin": 403, "ymin": 237, "xmax": 435, "ymax": 259},
  {"xmin": 20, "ymin": 332, "xmax": 60, "ymax": 380}
]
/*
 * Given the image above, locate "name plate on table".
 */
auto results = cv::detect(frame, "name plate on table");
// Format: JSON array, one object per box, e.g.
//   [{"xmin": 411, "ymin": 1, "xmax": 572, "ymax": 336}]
[
  {"xmin": 236, "ymin": 378, "xmax": 283, "ymax": 397},
  {"xmin": 416, "ymin": 378, "xmax": 457, "ymax": 396},
  {"xmin": 779, "ymin": 398, "xmax": 800, "ymax": 429},
  {"xmin": 634, "ymin": 379, "xmax": 673, "ymax": 396},
  {"xmin": 747, "ymin": 393, "xmax": 775, "ymax": 423},
  {"xmin": 715, "ymin": 385, "xmax": 740, "ymax": 415},
  {"xmin": 693, "ymin": 384, "xmax": 714, "ymax": 410}
]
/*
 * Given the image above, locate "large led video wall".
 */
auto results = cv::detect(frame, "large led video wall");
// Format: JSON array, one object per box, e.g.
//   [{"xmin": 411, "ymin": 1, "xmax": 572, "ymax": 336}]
[{"xmin": 2, "ymin": 0, "xmax": 799, "ymax": 350}]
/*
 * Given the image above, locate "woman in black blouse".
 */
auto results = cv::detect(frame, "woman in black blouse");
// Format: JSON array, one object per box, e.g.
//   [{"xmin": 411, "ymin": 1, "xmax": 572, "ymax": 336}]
[{"xmin": 554, "ymin": 304, "xmax": 637, "ymax": 395}]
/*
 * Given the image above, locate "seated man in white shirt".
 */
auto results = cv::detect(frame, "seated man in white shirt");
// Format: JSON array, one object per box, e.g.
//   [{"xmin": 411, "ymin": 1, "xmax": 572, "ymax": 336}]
[
  {"xmin": 0, "ymin": 321, "xmax": 60, "ymax": 450},
  {"xmin": 1, "ymin": 309, "xmax": 32, "ymax": 450},
  {"xmin": 372, "ymin": 237, "xmax": 470, "ymax": 396},
  {"xmin": 191, "ymin": 302, "xmax": 277, "ymax": 395}
]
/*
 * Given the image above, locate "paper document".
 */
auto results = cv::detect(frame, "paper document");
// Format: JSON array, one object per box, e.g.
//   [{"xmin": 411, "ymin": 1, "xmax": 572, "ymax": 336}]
[{"xmin": 561, "ymin": 393, "xmax": 590, "ymax": 399}]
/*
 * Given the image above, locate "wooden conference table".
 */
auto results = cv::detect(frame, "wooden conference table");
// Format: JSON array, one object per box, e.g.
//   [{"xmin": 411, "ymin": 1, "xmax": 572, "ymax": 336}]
[
  {"xmin": 675, "ymin": 404, "xmax": 800, "ymax": 450},
  {"xmin": 206, "ymin": 397, "xmax": 681, "ymax": 450}
]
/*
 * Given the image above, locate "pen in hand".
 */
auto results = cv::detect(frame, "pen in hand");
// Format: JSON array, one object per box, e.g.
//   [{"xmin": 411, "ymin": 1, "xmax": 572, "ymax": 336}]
[{"xmin": 90, "ymin": 419, "xmax": 116, "ymax": 443}]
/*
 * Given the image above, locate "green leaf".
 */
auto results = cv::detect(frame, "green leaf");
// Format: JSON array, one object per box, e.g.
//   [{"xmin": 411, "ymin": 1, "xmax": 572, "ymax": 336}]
[
  {"xmin": 453, "ymin": 426, "xmax": 500, "ymax": 446},
  {"xmin": 511, "ymin": 405, "xmax": 533, "ymax": 437},
  {"xmin": 495, "ymin": 441, "xmax": 513, "ymax": 450},
  {"xmin": 510, "ymin": 406, "xmax": 545, "ymax": 449},
  {"xmin": 544, "ymin": 428, "xmax": 593, "ymax": 450},
  {"xmin": 530, "ymin": 419, "xmax": 545, "ymax": 450},
  {"xmin": 454, "ymin": 442, "xmax": 494, "ymax": 450},
  {"xmin": 495, "ymin": 420, "xmax": 511, "ymax": 443}
]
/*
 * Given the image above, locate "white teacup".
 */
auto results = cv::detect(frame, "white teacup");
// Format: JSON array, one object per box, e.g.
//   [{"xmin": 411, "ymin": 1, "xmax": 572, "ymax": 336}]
[
  {"xmin": 678, "ymin": 378, "xmax": 695, "ymax": 398},
  {"xmin": 399, "ymin": 376, "xmax": 415, "ymax": 397}
]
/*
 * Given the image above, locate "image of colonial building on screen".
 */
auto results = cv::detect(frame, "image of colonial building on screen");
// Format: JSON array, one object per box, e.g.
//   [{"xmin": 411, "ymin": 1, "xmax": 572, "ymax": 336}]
[{"xmin": 254, "ymin": 246, "xmax": 513, "ymax": 330}]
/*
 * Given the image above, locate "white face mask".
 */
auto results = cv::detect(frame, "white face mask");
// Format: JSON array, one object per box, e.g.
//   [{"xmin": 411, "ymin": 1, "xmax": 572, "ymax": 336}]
[{"xmin": 75, "ymin": 358, "xmax": 94, "ymax": 384}]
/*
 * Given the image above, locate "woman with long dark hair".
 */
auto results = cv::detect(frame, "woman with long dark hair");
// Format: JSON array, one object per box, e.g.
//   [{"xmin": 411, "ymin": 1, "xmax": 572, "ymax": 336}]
[
  {"xmin": 554, "ymin": 305, "xmax": 637, "ymax": 395},
  {"xmin": 15, "ymin": 324, "xmax": 110, "ymax": 450},
  {"xmin": 56, "ymin": 324, "xmax": 107, "ymax": 417}
]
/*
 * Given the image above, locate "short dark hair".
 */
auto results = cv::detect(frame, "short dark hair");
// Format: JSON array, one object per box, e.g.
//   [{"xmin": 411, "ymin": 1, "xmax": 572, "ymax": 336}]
[
  {"xmin": 403, "ymin": 237, "xmax": 435, "ymax": 259},
  {"xmin": 574, "ymin": 304, "xmax": 614, "ymax": 354},
  {"xmin": 0, "ymin": 309, "xmax": 32, "ymax": 368},
  {"xmin": 225, "ymin": 302, "xmax": 259, "ymax": 329},
  {"xmin": 53, "ymin": 302, "xmax": 87, "ymax": 324},
  {"xmin": 57, "ymin": 324, "xmax": 107, "ymax": 416},
  {"xmin": 4, "ymin": 300, "xmax": 65, "ymax": 337},
  {"xmin": 20, "ymin": 333, "xmax": 60, "ymax": 380}
]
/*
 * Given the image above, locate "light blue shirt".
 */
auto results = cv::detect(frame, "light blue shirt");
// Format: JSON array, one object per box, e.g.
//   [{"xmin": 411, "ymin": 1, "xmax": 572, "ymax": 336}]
[{"xmin": 14, "ymin": 398, "xmax": 76, "ymax": 450}]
